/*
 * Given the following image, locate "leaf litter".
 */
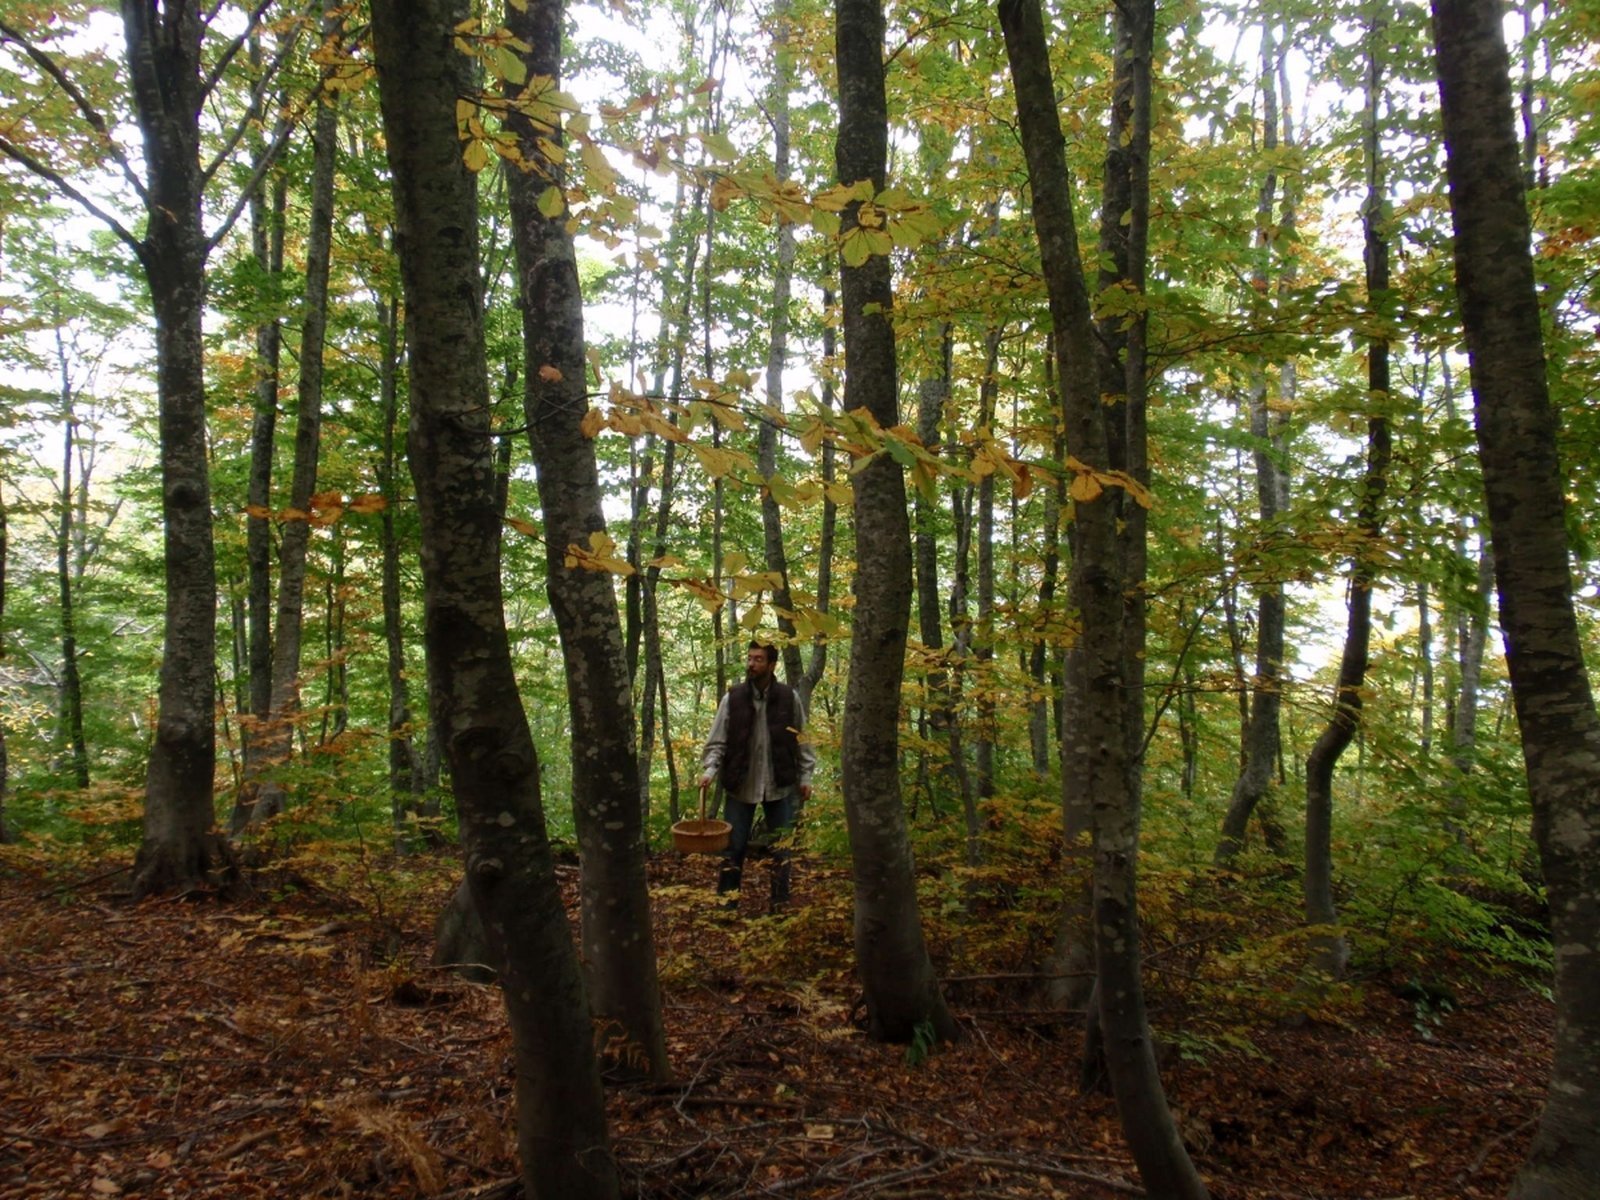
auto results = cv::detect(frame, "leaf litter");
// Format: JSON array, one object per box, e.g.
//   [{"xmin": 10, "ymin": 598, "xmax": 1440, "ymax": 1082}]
[{"xmin": 0, "ymin": 853, "xmax": 1548, "ymax": 1199}]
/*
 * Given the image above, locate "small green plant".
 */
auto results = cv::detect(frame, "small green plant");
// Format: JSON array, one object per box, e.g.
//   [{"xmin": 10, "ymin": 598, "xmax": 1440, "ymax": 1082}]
[
  {"xmin": 1399, "ymin": 977, "xmax": 1457, "ymax": 1041},
  {"xmin": 905, "ymin": 1018, "xmax": 937, "ymax": 1068}
]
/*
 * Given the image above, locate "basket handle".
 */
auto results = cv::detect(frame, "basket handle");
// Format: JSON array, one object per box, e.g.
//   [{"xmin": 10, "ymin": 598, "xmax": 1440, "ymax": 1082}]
[{"xmin": 699, "ymin": 781, "xmax": 710, "ymax": 823}]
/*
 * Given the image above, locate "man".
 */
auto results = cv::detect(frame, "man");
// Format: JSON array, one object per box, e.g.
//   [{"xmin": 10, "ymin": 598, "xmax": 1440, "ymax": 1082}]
[{"xmin": 699, "ymin": 640, "xmax": 816, "ymax": 911}]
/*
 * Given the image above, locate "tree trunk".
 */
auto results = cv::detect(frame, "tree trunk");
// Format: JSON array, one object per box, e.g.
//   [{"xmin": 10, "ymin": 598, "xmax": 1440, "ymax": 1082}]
[
  {"xmin": 636, "ymin": 174, "xmax": 700, "ymax": 817},
  {"xmin": 759, "ymin": 0, "xmax": 805, "ymax": 686},
  {"xmin": 835, "ymin": 0, "xmax": 956, "ymax": 1046},
  {"xmin": 1432, "ymin": 4, "xmax": 1600, "ymax": 1195},
  {"xmin": 1217, "ymin": 14, "xmax": 1292, "ymax": 867},
  {"xmin": 974, "ymin": 327, "xmax": 1001, "ymax": 801},
  {"xmin": 799, "ymin": 291, "xmax": 839, "ymax": 710},
  {"xmin": 244, "ymin": 79, "xmax": 287, "ymax": 761},
  {"xmin": 1302, "ymin": 3, "xmax": 1393, "ymax": 982},
  {"xmin": 369, "ymin": 0, "xmax": 618, "ymax": 1192},
  {"xmin": 320, "ymin": 528, "xmax": 348, "ymax": 745},
  {"xmin": 1450, "ymin": 550, "xmax": 1494, "ymax": 784},
  {"xmin": 0, "ymin": 493, "xmax": 9, "ymax": 844},
  {"xmin": 1028, "ymin": 410, "xmax": 1063, "ymax": 776},
  {"xmin": 504, "ymin": 0, "xmax": 669, "ymax": 1083},
  {"xmin": 1000, "ymin": 0, "xmax": 1209, "ymax": 1194},
  {"xmin": 237, "ymin": 57, "xmax": 339, "ymax": 832},
  {"xmin": 125, "ymin": 0, "xmax": 226, "ymax": 898},
  {"xmin": 376, "ymin": 290, "xmax": 429, "ymax": 849},
  {"xmin": 914, "ymin": 329, "xmax": 955, "ymax": 806},
  {"xmin": 54, "ymin": 370, "xmax": 89, "ymax": 789}
]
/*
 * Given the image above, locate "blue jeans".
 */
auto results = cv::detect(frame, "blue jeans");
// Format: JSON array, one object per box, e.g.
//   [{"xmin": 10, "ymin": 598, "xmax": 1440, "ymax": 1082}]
[{"xmin": 718, "ymin": 787, "xmax": 798, "ymax": 896}]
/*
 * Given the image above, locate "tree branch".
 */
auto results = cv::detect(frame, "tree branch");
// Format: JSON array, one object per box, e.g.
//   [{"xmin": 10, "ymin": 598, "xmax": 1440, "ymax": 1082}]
[
  {"xmin": 0, "ymin": 19, "xmax": 150, "ymax": 205},
  {"xmin": 203, "ymin": 108, "xmax": 298, "ymax": 256},
  {"xmin": 0, "ymin": 135, "xmax": 145, "ymax": 260},
  {"xmin": 199, "ymin": 20, "xmax": 306, "ymax": 193},
  {"xmin": 199, "ymin": 0, "xmax": 280, "ymax": 103}
]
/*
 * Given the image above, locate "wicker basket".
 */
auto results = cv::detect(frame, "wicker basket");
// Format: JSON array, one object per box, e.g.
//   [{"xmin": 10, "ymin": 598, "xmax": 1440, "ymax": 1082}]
[{"xmin": 672, "ymin": 785, "xmax": 731, "ymax": 854}]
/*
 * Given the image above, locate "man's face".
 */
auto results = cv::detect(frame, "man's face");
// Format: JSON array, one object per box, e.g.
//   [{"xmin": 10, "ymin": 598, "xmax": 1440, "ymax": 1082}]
[{"xmin": 745, "ymin": 647, "xmax": 775, "ymax": 685}]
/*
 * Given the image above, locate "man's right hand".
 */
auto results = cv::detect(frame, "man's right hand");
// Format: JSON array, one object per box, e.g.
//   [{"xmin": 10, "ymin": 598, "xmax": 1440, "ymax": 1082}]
[{"xmin": 699, "ymin": 772, "xmax": 716, "ymax": 789}]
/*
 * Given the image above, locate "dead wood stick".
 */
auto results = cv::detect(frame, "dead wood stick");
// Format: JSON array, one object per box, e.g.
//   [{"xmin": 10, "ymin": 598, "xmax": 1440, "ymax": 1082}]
[{"xmin": 948, "ymin": 1149, "xmax": 1145, "ymax": 1195}]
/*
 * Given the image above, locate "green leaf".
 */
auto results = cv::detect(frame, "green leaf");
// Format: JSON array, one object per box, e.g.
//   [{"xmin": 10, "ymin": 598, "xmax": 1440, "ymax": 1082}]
[
  {"xmin": 495, "ymin": 46, "xmax": 527, "ymax": 86},
  {"xmin": 702, "ymin": 130, "xmax": 738, "ymax": 162}
]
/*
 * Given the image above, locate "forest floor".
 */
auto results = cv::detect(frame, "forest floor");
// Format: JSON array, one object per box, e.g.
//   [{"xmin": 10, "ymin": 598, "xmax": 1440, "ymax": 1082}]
[{"xmin": 0, "ymin": 847, "xmax": 1550, "ymax": 1200}]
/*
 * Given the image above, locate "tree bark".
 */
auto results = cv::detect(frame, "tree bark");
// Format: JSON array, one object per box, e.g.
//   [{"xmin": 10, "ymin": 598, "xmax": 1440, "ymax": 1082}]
[
  {"xmin": 54, "ymin": 359, "xmax": 89, "ymax": 790},
  {"xmin": 1000, "ymin": 0, "xmax": 1208, "ymax": 1194},
  {"xmin": 974, "ymin": 327, "xmax": 1001, "ymax": 801},
  {"xmin": 1217, "ymin": 13, "xmax": 1292, "ymax": 867},
  {"xmin": 0, "ymin": 493, "xmax": 8, "ymax": 844},
  {"xmin": 504, "ymin": 0, "xmax": 669, "ymax": 1082},
  {"xmin": 1302, "ymin": 2, "xmax": 1393, "ymax": 981},
  {"xmin": 370, "ymin": 0, "xmax": 618, "ymax": 1192},
  {"xmin": 1432, "ymin": 3, "xmax": 1600, "ymax": 1195},
  {"xmin": 375, "ymin": 289, "xmax": 430, "ymax": 849},
  {"xmin": 835, "ymin": 0, "xmax": 956, "ymax": 1046},
  {"xmin": 244, "ymin": 58, "xmax": 287, "ymax": 761},
  {"xmin": 798, "ymin": 291, "xmax": 839, "ymax": 710},
  {"xmin": 125, "ymin": 0, "xmax": 225, "ymax": 898},
  {"xmin": 759, "ymin": 0, "xmax": 805, "ymax": 686},
  {"xmin": 236, "ymin": 50, "xmax": 339, "ymax": 832}
]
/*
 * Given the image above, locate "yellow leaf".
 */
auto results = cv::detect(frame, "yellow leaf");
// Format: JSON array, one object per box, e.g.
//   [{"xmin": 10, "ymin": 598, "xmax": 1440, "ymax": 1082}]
[
  {"xmin": 537, "ymin": 185, "xmax": 565, "ymax": 218},
  {"xmin": 506, "ymin": 516, "xmax": 539, "ymax": 537},
  {"xmin": 580, "ymin": 141, "xmax": 621, "ymax": 191},
  {"xmin": 701, "ymin": 129, "xmax": 738, "ymax": 161},
  {"xmin": 841, "ymin": 227, "xmax": 871, "ymax": 268},
  {"xmin": 462, "ymin": 139, "xmax": 490, "ymax": 173},
  {"xmin": 495, "ymin": 46, "xmax": 527, "ymax": 86},
  {"xmin": 538, "ymin": 364, "xmax": 563, "ymax": 382},
  {"xmin": 1069, "ymin": 473, "xmax": 1103, "ymax": 503}
]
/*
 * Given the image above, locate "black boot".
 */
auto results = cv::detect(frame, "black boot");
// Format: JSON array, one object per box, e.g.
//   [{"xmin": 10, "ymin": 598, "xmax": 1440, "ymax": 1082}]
[
  {"xmin": 768, "ymin": 858, "xmax": 791, "ymax": 912},
  {"xmin": 716, "ymin": 862, "xmax": 742, "ymax": 913}
]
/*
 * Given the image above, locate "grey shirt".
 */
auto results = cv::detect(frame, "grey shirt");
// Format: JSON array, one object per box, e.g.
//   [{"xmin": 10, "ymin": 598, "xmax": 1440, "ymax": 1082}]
[{"xmin": 700, "ymin": 684, "xmax": 817, "ymax": 806}]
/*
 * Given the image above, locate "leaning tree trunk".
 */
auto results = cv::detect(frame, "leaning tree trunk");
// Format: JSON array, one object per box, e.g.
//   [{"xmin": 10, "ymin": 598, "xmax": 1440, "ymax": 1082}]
[
  {"xmin": 236, "ymin": 59, "xmax": 338, "ymax": 833},
  {"xmin": 1039, "ymin": 0, "xmax": 1153, "ymax": 1031},
  {"xmin": 504, "ymin": 0, "xmax": 669, "ymax": 1082},
  {"xmin": 370, "ymin": 0, "xmax": 618, "ymax": 1193},
  {"xmin": 125, "ymin": 0, "xmax": 225, "ymax": 898},
  {"xmin": 835, "ymin": 0, "xmax": 956, "ymax": 1046},
  {"xmin": 1000, "ymin": 0, "xmax": 1209, "ymax": 1195},
  {"xmin": 1302, "ymin": 3, "xmax": 1392, "ymax": 982},
  {"xmin": 1432, "ymin": 3, "xmax": 1600, "ymax": 1196}
]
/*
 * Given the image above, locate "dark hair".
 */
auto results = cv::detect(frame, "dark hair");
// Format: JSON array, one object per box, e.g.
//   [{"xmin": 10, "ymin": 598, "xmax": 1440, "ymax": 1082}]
[{"xmin": 748, "ymin": 640, "xmax": 778, "ymax": 666}]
